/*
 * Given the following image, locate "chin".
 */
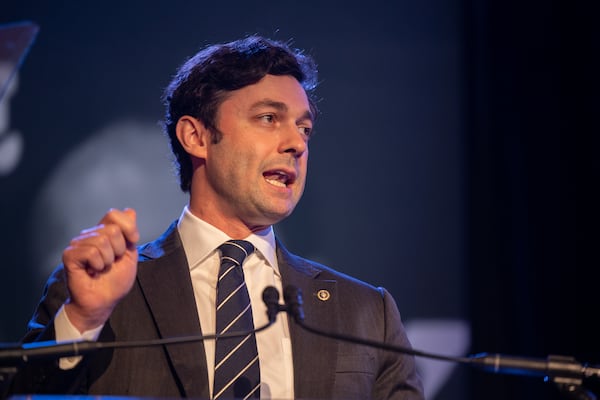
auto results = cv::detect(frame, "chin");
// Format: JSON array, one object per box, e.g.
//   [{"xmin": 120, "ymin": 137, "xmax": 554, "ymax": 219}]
[{"xmin": 258, "ymin": 208, "xmax": 295, "ymax": 225}]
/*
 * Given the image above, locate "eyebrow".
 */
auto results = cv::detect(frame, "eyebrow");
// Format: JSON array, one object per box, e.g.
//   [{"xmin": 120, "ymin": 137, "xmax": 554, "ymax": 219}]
[{"xmin": 250, "ymin": 99, "xmax": 314, "ymax": 124}]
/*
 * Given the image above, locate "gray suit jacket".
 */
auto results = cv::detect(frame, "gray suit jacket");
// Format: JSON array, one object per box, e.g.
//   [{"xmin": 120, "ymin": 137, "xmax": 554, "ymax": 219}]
[{"xmin": 8, "ymin": 221, "xmax": 424, "ymax": 399}]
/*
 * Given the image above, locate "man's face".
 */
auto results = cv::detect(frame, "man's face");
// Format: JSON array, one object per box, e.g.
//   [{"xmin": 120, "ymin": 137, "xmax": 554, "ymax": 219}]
[{"xmin": 198, "ymin": 74, "xmax": 314, "ymax": 231}]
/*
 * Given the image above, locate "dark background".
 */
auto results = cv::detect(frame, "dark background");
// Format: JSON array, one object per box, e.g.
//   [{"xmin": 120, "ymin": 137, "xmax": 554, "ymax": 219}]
[{"xmin": 1, "ymin": 1, "xmax": 597, "ymax": 400}]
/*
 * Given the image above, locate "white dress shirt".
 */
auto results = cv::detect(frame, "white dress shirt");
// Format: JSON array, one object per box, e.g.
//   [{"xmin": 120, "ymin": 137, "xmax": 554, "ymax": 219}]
[
  {"xmin": 55, "ymin": 206, "xmax": 294, "ymax": 399},
  {"xmin": 177, "ymin": 206, "xmax": 294, "ymax": 399}
]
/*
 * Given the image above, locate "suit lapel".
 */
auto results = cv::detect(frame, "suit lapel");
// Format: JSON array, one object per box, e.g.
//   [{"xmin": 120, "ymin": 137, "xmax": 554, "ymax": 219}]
[
  {"xmin": 137, "ymin": 223, "xmax": 210, "ymax": 398},
  {"xmin": 134, "ymin": 227, "xmax": 340, "ymax": 399},
  {"xmin": 277, "ymin": 241, "xmax": 338, "ymax": 400}
]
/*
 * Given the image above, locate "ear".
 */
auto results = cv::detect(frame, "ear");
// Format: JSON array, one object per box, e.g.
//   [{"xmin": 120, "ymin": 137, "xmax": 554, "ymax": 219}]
[{"xmin": 175, "ymin": 115, "xmax": 209, "ymax": 159}]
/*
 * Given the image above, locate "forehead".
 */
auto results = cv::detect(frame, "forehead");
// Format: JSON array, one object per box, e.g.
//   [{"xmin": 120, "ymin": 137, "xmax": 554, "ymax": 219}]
[{"xmin": 222, "ymin": 74, "xmax": 311, "ymax": 113}]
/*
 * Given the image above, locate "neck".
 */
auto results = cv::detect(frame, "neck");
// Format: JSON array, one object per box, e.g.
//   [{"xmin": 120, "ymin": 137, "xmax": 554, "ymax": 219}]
[{"xmin": 187, "ymin": 203, "xmax": 271, "ymax": 239}]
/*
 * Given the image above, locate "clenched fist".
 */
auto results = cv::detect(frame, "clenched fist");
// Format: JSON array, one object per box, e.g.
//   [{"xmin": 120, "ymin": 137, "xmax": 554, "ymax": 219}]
[{"xmin": 62, "ymin": 208, "xmax": 140, "ymax": 333}]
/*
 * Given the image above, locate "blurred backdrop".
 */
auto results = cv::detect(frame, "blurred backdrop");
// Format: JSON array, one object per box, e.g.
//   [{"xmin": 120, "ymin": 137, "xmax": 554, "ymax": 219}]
[{"xmin": 1, "ymin": 1, "xmax": 596, "ymax": 400}]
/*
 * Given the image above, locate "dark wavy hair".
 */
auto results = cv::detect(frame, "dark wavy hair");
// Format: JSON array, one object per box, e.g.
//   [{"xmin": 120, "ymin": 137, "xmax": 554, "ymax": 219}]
[{"xmin": 161, "ymin": 35, "xmax": 319, "ymax": 192}]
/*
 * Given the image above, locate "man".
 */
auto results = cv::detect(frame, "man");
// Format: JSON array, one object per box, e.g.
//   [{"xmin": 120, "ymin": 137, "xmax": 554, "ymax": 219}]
[{"xmin": 7, "ymin": 36, "xmax": 424, "ymax": 399}]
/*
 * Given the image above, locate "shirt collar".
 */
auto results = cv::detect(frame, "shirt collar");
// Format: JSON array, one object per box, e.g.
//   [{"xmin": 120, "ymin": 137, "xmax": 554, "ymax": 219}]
[{"xmin": 176, "ymin": 205, "xmax": 279, "ymax": 274}]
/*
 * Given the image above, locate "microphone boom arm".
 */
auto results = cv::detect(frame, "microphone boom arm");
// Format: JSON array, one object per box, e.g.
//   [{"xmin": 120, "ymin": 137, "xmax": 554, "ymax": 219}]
[{"xmin": 276, "ymin": 285, "xmax": 600, "ymax": 400}]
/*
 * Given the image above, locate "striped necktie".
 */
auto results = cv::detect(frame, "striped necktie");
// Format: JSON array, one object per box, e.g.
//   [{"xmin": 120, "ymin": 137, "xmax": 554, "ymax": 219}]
[{"xmin": 213, "ymin": 240, "xmax": 260, "ymax": 399}]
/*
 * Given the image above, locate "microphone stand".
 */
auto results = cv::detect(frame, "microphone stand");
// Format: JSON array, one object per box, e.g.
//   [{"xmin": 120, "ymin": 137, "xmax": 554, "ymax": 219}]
[
  {"xmin": 547, "ymin": 355, "xmax": 598, "ymax": 400},
  {"xmin": 0, "ymin": 320, "xmax": 275, "ymax": 365},
  {"xmin": 0, "ymin": 320, "xmax": 275, "ymax": 398},
  {"xmin": 4, "ymin": 286, "xmax": 598, "ymax": 400},
  {"xmin": 298, "ymin": 320, "xmax": 599, "ymax": 399},
  {"xmin": 275, "ymin": 285, "xmax": 600, "ymax": 400}
]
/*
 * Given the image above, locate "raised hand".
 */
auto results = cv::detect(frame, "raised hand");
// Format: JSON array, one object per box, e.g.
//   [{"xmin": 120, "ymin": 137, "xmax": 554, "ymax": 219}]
[{"xmin": 62, "ymin": 208, "xmax": 140, "ymax": 333}]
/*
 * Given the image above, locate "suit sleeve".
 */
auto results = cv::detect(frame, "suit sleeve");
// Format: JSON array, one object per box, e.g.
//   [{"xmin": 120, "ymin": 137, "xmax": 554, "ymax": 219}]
[{"xmin": 4, "ymin": 265, "xmax": 90, "ymax": 396}]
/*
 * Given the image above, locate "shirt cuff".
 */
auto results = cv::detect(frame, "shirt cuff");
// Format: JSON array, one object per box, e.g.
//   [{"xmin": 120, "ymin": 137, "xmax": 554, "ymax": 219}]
[{"xmin": 55, "ymin": 304, "xmax": 104, "ymax": 369}]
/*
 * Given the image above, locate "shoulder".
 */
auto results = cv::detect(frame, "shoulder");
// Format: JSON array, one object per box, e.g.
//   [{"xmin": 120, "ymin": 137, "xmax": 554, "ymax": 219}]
[
  {"xmin": 276, "ymin": 239, "xmax": 386, "ymax": 299},
  {"xmin": 138, "ymin": 220, "xmax": 181, "ymax": 261}
]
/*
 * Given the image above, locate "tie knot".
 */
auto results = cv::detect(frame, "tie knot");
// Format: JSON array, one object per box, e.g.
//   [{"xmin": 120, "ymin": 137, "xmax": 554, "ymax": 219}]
[{"xmin": 218, "ymin": 240, "xmax": 255, "ymax": 267}]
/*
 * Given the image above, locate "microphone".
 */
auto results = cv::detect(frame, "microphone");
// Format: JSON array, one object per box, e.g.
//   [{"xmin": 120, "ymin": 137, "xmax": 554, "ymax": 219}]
[
  {"xmin": 262, "ymin": 285, "xmax": 304, "ymax": 324},
  {"xmin": 469, "ymin": 353, "xmax": 600, "ymax": 380},
  {"xmin": 262, "ymin": 286, "xmax": 283, "ymax": 324},
  {"xmin": 283, "ymin": 285, "xmax": 304, "ymax": 323}
]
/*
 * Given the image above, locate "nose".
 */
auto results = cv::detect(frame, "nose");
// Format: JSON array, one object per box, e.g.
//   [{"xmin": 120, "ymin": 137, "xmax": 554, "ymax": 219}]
[{"xmin": 280, "ymin": 123, "xmax": 308, "ymax": 157}]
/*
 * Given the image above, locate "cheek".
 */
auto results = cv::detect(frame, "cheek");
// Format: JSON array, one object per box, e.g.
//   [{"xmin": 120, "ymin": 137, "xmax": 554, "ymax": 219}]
[
  {"xmin": 223, "ymin": 146, "xmax": 261, "ymax": 180},
  {"xmin": 299, "ymin": 154, "xmax": 309, "ymax": 172}
]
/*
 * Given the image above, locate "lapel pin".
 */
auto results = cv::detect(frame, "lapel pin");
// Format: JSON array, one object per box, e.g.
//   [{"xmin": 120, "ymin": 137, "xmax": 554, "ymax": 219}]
[{"xmin": 316, "ymin": 289, "xmax": 330, "ymax": 301}]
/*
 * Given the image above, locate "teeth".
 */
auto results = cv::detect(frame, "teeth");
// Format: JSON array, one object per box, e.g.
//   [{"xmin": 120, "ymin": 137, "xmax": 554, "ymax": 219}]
[
  {"xmin": 264, "ymin": 170, "xmax": 290, "ymax": 188},
  {"xmin": 266, "ymin": 178, "xmax": 287, "ymax": 188}
]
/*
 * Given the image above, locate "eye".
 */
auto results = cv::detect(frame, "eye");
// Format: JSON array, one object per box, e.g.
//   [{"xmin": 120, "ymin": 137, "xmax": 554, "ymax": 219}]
[
  {"xmin": 298, "ymin": 126, "xmax": 313, "ymax": 138},
  {"xmin": 259, "ymin": 114, "xmax": 276, "ymax": 123}
]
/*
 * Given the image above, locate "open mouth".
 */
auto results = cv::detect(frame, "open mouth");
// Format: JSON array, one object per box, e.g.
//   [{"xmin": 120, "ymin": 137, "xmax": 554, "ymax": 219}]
[{"xmin": 263, "ymin": 170, "xmax": 295, "ymax": 188}]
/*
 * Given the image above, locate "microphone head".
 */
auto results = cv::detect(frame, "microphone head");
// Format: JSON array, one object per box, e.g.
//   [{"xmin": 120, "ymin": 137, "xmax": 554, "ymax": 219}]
[
  {"xmin": 283, "ymin": 285, "xmax": 305, "ymax": 322},
  {"xmin": 262, "ymin": 286, "xmax": 281, "ymax": 324},
  {"xmin": 262, "ymin": 286, "xmax": 280, "ymax": 304}
]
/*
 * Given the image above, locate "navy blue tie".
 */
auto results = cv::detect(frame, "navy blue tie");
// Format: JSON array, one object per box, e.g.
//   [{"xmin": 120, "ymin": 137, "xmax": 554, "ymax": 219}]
[{"xmin": 213, "ymin": 240, "xmax": 260, "ymax": 399}]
